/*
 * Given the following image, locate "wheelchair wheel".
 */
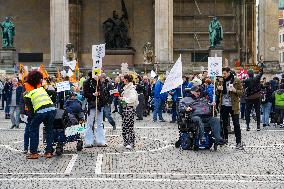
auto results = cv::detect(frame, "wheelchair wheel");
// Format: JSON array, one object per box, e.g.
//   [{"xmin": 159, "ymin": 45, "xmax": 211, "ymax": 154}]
[
  {"xmin": 193, "ymin": 145, "xmax": 199, "ymax": 151},
  {"xmin": 175, "ymin": 140, "xmax": 181, "ymax": 148}
]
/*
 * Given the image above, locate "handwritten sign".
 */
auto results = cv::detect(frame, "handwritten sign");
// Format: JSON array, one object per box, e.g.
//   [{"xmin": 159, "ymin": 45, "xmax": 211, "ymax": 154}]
[
  {"xmin": 65, "ymin": 124, "xmax": 86, "ymax": 137},
  {"xmin": 92, "ymin": 44, "xmax": 105, "ymax": 61},
  {"xmin": 208, "ymin": 57, "xmax": 222, "ymax": 77},
  {"xmin": 56, "ymin": 81, "xmax": 71, "ymax": 92}
]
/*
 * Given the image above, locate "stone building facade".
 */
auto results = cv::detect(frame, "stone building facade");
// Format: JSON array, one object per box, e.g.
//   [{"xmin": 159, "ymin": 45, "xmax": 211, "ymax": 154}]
[{"xmin": 1, "ymin": 0, "xmax": 277, "ymax": 74}]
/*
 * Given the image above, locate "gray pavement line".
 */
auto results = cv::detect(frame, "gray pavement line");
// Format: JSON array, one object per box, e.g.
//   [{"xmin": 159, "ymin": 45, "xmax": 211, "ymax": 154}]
[
  {"xmin": 96, "ymin": 172, "xmax": 284, "ymax": 178},
  {"xmin": 105, "ymin": 145, "xmax": 174, "ymax": 155},
  {"xmin": 95, "ymin": 154, "xmax": 103, "ymax": 174},
  {"xmin": 0, "ymin": 128, "xmax": 25, "ymax": 131},
  {"xmin": 105, "ymin": 127, "xmax": 164, "ymax": 129},
  {"xmin": 229, "ymin": 144, "xmax": 284, "ymax": 148},
  {"xmin": 140, "ymin": 136, "xmax": 169, "ymax": 144},
  {"xmin": 0, "ymin": 145, "xmax": 22, "ymax": 153},
  {"xmin": 64, "ymin": 154, "xmax": 78, "ymax": 174},
  {"xmin": 0, "ymin": 177, "xmax": 284, "ymax": 183}
]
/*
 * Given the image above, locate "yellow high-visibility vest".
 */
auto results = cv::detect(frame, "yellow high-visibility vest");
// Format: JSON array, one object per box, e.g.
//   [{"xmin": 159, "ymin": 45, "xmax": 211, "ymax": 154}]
[{"xmin": 24, "ymin": 87, "xmax": 53, "ymax": 112}]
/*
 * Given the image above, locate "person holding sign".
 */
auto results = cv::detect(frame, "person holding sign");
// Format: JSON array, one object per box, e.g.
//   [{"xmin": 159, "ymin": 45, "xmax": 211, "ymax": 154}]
[
  {"xmin": 83, "ymin": 71, "xmax": 106, "ymax": 147},
  {"xmin": 217, "ymin": 67, "xmax": 244, "ymax": 150}
]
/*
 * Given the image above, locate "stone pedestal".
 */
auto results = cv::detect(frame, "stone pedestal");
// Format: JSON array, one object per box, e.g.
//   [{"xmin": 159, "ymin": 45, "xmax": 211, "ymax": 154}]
[
  {"xmin": 155, "ymin": 0, "xmax": 173, "ymax": 67},
  {"xmin": 50, "ymin": 0, "xmax": 69, "ymax": 66},
  {"xmin": 102, "ymin": 49, "xmax": 136, "ymax": 70},
  {"xmin": 209, "ymin": 48, "xmax": 223, "ymax": 58},
  {"xmin": 0, "ymin": 49, "xmax": 17, "ymax": 74}
]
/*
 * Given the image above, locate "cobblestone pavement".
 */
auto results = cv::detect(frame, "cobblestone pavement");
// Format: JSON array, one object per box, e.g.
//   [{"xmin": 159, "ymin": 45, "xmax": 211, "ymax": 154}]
[{"xmin": 0, "ymin": 110, "xmax": 284, "ymax": 189}]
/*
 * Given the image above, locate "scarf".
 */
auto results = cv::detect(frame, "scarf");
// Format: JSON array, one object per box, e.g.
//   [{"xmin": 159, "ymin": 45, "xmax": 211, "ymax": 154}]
[{"xmin": 222, "ymin": 73, "xmax": 234, "ymax": 94}]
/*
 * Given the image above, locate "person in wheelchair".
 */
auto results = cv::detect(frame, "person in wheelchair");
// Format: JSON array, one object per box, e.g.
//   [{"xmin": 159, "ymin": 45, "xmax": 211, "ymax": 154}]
[{"xmin": 179, "ymin": 86, "xmax": 226, "ymax": 145}]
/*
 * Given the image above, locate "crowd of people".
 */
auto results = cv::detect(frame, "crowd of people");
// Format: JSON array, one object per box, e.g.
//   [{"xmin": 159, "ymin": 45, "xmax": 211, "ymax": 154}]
[{"xmin": 0, "ymin": 64, "xmax": 284, "ymax": 159}]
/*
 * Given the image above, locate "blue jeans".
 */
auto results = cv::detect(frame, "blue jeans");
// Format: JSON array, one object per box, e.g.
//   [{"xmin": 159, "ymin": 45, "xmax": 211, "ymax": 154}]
[
  {"xmin": 24, "ymin": 118, "xmax": 32, "ymax": 150},
  {"xmin": 29, "ymin": 110, "xmax": 56, "ymax": 154},
  {"xmin": 262, "ymin": 102, "xmax": 272, "ymax": 125},
  {"xmin": 153, "ymin": 98, "xmax": 164, "ymax": 121},
  {"xmin": 191, "ymin": 116, "xmax": 222, "ymax": 142},
  {"xmin": 85, "ymin": 107, "xmax": 105, "ymax": 146},
  {"xmin": 240, "ymin": 103, "xmax": 246, "ymax": 119},
  {"xmin": 172, "ymin": 101, "xmax": 178, "ymax": 122},
  {"xmin": 103, "ymin": 104, "xmax": 116, "ymax": 129}
]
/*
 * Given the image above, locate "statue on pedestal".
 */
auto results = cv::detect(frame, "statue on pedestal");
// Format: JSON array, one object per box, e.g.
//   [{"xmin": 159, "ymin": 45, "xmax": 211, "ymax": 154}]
[
  {"xmin": 103, "ymin": 0, "xmax": 131, "ymax": 49},
  {"xmin": 209, "ymin": 17, "xmax": 223, "ymax": 48},
  {"xmin": 1, "ymin": 17, "xmax": 15, "ymax": 48},
  {"xmin": 143, "ymin": 42, "xmax": 154, "ymax": 65}
]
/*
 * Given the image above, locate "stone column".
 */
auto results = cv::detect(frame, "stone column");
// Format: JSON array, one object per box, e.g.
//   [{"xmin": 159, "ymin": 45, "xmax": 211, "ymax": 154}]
[
  {"xmin": 69, "ymin": 0, "xmax": 81, "ymax": 56},
  {"xmin": 155, "ymin": 0, "xmax": 173, "ymax": 69},
  {"xmin": 50, "ymin": 0, "xmax": 69, "ymax": 66}
]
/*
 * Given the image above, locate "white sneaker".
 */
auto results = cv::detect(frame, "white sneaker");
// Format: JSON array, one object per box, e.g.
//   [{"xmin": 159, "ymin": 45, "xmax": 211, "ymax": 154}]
[{"xmin": 125, "ymin": 145, "xmax": 133, "ymax": 150}]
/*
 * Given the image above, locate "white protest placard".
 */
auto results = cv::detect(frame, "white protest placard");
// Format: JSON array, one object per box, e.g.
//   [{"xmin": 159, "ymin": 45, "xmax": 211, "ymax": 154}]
[
  {"xmin": 93, "ymin": 58, "xmax": 102, "ymax": 68},
  {"xmin": 56, "ymin": 81, "xmax": 71, "ymax": 92},
  {"xmin": 208, "ymin": 56, "xmax": 222, "ymax": 77},
  {"xmin": 63, "ymin": 56, "xmax": 68, "ymax": 66},
  {"xmin": 121, "ymin": 63, "xmax": 129, "ymax": 75},
  {"xmin": 67, "ymin": 69, "xmax": 74, "ymax": 77},
  {"xmin": 68, "ymin": 60, "xmax": 77, "ymax": 70},
  {"xmin": 92, "ymin": 44, "xmax": 105, "ymax": 60},
  {"xmin": 65, "ymin": 124, "xmax": 86, "ymax": 137},
  {"xmin": 61, "ymin": 70, "xmax": 67, "ymax": 78}
]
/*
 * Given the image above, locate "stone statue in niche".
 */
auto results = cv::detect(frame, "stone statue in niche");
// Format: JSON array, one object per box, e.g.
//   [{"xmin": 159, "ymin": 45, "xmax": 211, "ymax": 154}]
[
  {"xmin": 103, "ymin": 0, "xmax": 131, "ymax": 49},
  {"xmin": 143, "ymin": 42, "xmax": 154, "ymax": 65},
  {"xmin": 209, "ymin": 17, "xmax": 223, "ymax": 48}
]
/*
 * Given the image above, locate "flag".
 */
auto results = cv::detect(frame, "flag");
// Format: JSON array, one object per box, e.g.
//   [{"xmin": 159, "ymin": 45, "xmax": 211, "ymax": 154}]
[
  {"xmin": 237, "ymin": 68, "xmax": 248, "ymax": 80},
  {"xmin": 19, "ymin": 64, "xmax": 28, "ymax": 82},
  {"xmin": 75, "ymin": 62, "xmax": 80, "ymax": 81},
  {"xmin": 150, "ymin": 70, "xmax": 156, "ymax": 78},
  {"xmin": 160, "ymin": 55, "xmax": 183, "ymax": 93},
  {"xmin": 56, "ymin": 68, "xmax": 61, "ymax": 82},
  {"xmin": 39, "ymin": 64, "xmax": 49, "ymax": 79}
]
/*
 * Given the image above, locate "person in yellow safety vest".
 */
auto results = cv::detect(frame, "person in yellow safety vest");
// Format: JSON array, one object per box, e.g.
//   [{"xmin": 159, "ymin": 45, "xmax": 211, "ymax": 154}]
[{"xmin": 24, "ymin": 70, "xmax": 56, "ymax": 159}]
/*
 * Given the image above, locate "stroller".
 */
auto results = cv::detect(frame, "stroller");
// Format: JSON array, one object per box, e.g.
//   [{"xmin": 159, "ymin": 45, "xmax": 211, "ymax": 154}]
[
  {"xmin": 175, "ymin": 112, "xmax": 218, "ymax": 151},
  {"xmin": 43, "ymin": 109, "xmax": 85, "ymax": 156}
]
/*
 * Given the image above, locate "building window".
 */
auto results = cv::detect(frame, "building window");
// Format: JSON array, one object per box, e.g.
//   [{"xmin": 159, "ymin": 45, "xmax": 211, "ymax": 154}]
[
  {"xmin": 282, "ymin": 52, "xmax": 284, "ymax": 62},
  {"xmin": 18, "ymin": 53, "xmax": 43, "ymax": 62},
  {"xmin": 282, "ymin": 34, "xmax": 284, "ymax": 42},
  {"xmin": 281, "ymin": 35, "xmax": 282, "ymax": 43},
  {"xmin": 191, "ymin": 53, "xmax": 209, "ymax": 62}
]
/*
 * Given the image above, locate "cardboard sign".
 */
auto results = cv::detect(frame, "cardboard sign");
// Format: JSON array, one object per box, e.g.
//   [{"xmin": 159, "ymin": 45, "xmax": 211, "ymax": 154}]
[
  {"xmin": 65, "ymin": 124, "xmax": 86, "ymax": 137},
  {"xmin": 208, "ymin": 57, "xmax": 222, "ymax": 77},
  {"xmin": 56, "ymin": 81, "xmax": 71, "ymax": 92}
]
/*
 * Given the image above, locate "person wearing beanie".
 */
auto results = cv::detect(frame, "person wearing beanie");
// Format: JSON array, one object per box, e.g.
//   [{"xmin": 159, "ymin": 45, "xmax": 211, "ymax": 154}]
[{"xmin": 243, "ymin": 67, "xmax": 264, "ymax": 131}]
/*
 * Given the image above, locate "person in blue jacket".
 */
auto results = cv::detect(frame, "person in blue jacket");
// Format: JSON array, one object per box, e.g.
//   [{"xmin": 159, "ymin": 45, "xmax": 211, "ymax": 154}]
[
  {"xmin": 170, "ymin": 76, "xmax": 191, "ymax": 123},
  {"xmin": 204, "ymin": 78, "xmax": 214, "ymax": 103},
  {"xmin": 153, "ymin": 75, "xmax": 168, "ymax": 122}
]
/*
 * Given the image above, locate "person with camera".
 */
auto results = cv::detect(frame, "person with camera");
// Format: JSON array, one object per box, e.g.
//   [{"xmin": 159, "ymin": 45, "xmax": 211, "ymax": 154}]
[
  {"xmin": 243, "ymin": 67, "xmax": 264, "ymax": 131},
  {"xmin": 217, "ymin": 67, "xmax": 243, "ymax": 150}
]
